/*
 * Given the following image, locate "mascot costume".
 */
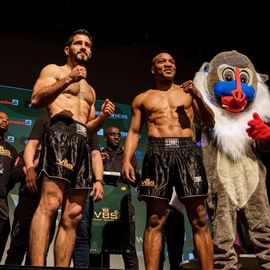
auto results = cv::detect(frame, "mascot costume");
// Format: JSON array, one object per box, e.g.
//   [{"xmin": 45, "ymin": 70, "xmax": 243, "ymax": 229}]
[{"xmin": 193, "ymin": 50, "xmax": 270, "ymax": 269}]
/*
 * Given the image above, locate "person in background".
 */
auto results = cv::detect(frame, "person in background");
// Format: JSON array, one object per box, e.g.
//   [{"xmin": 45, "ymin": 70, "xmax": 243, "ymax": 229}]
[
  {"xmin": 159, "ymin": 188, "xmax": 185, "ymax": 270},
  {"xmin": 73, "ymin": 133, "xmax": 104, "ymax": 267},
  {"xmin": 122, "ymin": 52, "xmax": 214, "ymax": 270},
  {"xmin": 5, "ymin": 113, "xmax": 57, "ymax": 265},
  {"xmin": 28, "ymin": 28, "xmax": 115, "ymax": 266},
  {"xmin": 0, "ymin": 111, "xmax": 20, "ymax": 261},
  {"xmin": 101, "ymin": 126, "xmax": 139, "ymax": 269},
  {"xmin": 160, "ymin": 126, "xmax": 204, "ymax": 270}
]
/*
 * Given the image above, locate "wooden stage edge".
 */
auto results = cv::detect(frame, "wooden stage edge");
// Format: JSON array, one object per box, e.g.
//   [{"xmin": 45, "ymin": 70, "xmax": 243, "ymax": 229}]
[{"xmin": 0, "ymin": 255, "xmax": 261, "ymax": 270}]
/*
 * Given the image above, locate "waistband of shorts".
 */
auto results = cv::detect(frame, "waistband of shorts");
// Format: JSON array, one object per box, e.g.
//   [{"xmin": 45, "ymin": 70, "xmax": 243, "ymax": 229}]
[
  {"xmin": 50, "ymin": 114, "xmax": 86, "ymax": 128},
  {"xmin": 148, "ymin": 137, "xmax": 194, "ymax": 148}
]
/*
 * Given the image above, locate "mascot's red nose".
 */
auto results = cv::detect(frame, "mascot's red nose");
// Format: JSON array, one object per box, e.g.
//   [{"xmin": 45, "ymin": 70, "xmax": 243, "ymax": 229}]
[{"xmin": 221, "ymin": 67, "xmax": 248, "ymax": 113}]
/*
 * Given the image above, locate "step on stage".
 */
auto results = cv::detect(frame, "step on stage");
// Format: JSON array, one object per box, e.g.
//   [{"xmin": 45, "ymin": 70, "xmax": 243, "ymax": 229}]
[
  {"xmin": 0, "ymin": 266, "xmax": 121, "ymax": 270},
  {"xmin": 180, "ymin": 254, "xmax": 260, "ymax": 270}
]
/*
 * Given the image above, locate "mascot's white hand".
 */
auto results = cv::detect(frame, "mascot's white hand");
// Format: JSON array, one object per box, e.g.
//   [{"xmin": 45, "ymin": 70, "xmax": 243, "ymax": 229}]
[{"xmin": 246, "ymin": 112, "xmax": 270, "ymax": 141}]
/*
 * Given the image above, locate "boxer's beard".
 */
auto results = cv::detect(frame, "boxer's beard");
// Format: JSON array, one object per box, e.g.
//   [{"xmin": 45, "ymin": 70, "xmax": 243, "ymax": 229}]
[
  {"xmin": 76, "ymin": 55, "xmax": 88, "ymax": 66},
  {"xmin": 71, "ymin": 51, "xmax": 89, "ymax": 66}
]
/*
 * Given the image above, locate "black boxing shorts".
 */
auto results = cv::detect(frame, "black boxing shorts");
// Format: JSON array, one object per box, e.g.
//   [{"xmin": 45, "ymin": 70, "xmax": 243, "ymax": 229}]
[
  {"xmin": 37, "ymin": 114, "xmax": 93, "ymax": 190},
  {"xmin": 138, "ymin": 137, "xmax": 208, "ymax": 201}
]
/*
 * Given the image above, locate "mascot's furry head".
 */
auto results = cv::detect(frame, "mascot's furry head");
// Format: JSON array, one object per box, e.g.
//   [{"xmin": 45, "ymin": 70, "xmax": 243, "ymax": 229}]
[{"xmin": 194, "ymin": 50, "xmax": 270, "ymax": 160}]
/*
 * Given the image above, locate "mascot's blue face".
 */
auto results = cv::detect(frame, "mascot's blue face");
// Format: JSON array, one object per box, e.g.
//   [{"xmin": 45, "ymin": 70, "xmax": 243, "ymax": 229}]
[{"xmin": 207, "ymin": 51, "xmax": 258, "ymax": 113}]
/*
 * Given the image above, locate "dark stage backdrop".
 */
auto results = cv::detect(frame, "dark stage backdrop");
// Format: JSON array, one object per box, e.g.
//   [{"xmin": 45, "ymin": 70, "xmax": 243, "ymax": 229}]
[{"xmin": 0, "ymin": 84, "xmax": 195, "ymax": 268}]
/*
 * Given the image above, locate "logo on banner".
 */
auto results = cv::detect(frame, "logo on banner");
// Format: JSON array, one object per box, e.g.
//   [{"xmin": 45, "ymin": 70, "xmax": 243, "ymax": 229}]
[
  {"xmin": 9, "ymin": 119, "xmax": 32, "ymax": 126},
  {"xmin": 7, "ymin": 136, "xmax": 14, "ymax": 143},
  {"xmin": 0, "ymin": 99, "xmax": 19, "ymax": 106},
  {"xmin": 95, "ymin": 111, "xmax": 128, "ymax": 120},
  {"xmin": 25, "ymin": 119, "xmax": 32, "ymax": 126},
  {"xmin": 93, "ymin": 207, "xmax": 119, "ymax": 221},
  {"xmin": 97, "ymin": 129, "xmax": 104, "ymax": 136}
]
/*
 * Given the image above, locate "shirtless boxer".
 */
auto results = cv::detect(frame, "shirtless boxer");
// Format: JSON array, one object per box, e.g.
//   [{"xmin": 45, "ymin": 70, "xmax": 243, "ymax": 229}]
[
  {"xmin": 122, "ymin": 52, "xmax": 214, "ymax": 270},
  {"xmin": 28, "ymin": 29, "xmax": 115, "ymax": 267}
]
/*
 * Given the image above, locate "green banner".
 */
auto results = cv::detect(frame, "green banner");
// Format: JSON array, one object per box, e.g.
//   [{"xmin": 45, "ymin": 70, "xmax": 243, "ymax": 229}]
[{"xmin": 1, "ymin": 84, "xmax": 196, "ymax": 267}]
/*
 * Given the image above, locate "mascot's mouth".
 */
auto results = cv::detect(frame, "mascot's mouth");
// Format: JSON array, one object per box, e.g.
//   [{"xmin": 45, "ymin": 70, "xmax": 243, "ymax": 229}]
[{"xmin": 221, "ymin": 95, "xmax": 248, "ymax": 112}]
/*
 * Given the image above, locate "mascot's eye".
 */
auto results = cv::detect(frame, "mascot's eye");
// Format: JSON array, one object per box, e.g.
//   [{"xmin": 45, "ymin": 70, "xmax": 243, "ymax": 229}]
[
  {"xmin": 222, "ymin": 68, "xmax": 250, "ymax": 85},
  {"xmin": 222, "ymin": 68, "xmax": 235, "ymax": 81},
  {"xmin": 239, "ymin": 71, "xmax": 250, "ymax": 84}
]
